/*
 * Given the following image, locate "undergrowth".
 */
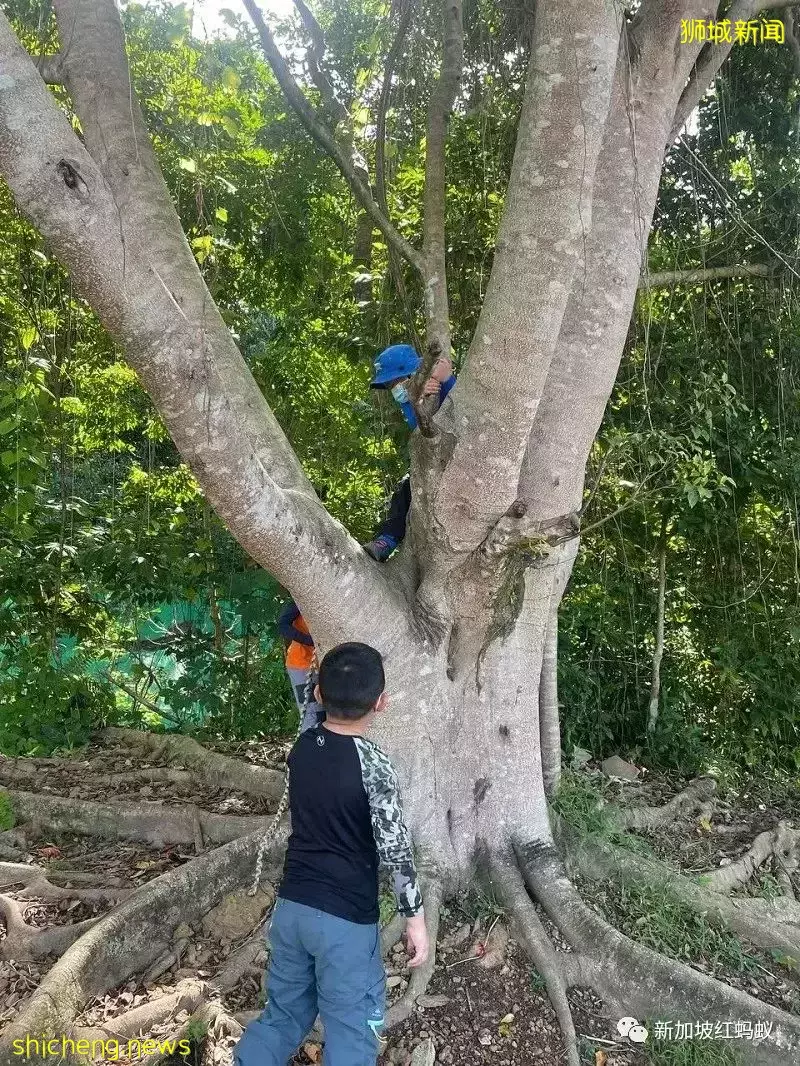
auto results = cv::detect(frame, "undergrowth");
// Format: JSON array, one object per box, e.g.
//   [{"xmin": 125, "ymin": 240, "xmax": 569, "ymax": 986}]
[
  {"xmin": 595, "ymin": 878, "xmax": 759, "ymax": 977},
  {"xmin": 643, "ymin": 1036, "xmax": 743, "ymax": 1065}
]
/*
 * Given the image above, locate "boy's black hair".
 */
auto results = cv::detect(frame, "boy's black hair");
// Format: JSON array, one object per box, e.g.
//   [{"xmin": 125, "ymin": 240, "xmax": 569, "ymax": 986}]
[{"xmin": 318, "ymin": 642, "xmax": 385, "ymax": 719}]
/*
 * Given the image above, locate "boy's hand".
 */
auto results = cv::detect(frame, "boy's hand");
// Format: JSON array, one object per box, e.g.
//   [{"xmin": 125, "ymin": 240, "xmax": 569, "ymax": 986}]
[
  {"xmin": 405, "ymin": 913, "xmax": 429, "ymax": 968},
  {"xmin": 421, "ymin": 355, "xmax": 453, "ymax": 397},
  {"xmin": 430, "ymin": 355, "xmax": 452, "ymax": 383}
]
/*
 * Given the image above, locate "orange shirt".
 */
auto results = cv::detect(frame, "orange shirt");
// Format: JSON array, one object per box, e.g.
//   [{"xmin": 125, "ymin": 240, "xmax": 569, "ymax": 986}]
[{"xmin": 285, "ymin": 614, "xmax": 315, "ymax": 670}]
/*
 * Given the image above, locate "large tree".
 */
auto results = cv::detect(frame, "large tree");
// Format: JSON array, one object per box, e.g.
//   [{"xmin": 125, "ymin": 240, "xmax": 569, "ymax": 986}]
[{"xmin": 2, "ymin": 0, "xmax": 800, "ymax": 1063}]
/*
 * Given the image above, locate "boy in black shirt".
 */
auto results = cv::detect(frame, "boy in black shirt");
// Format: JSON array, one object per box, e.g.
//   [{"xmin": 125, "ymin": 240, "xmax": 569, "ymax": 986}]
[{"xmin": 235, "ymin": 643, "xmax": 428, "ymax": 1066}]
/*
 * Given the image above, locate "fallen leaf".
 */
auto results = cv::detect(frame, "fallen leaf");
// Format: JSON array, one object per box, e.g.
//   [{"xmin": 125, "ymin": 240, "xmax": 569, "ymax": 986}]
[
  {"xmin": 595, "ymin": 1051, "xmax": 608, "ymax": 1066},
  {"xmin": 37, "ymin": 846, "xmax": 61, "ymax": 859},
  {"xmin": 301, "ymin": 1042, "xmax": 321, "ymax": 1062},
  {"xmin": 699, "ymin": 817, "xmax": 713, "ymax": 832},
  {"xmin": 498, "ymin": 1012, "xmax": 514, "ymax": 1038}
]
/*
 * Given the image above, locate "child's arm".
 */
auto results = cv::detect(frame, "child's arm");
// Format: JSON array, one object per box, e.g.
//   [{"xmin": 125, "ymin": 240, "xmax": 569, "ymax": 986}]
[{"xmin": 355, "ymin": 740, "xmax": 423, "ymax": 918}]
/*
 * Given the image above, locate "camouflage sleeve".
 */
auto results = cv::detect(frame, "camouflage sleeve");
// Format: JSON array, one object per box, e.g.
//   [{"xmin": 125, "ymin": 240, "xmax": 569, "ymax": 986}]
[{"xmin": 354, "ymin": 738, "xmax": 423, "ymax": 917}]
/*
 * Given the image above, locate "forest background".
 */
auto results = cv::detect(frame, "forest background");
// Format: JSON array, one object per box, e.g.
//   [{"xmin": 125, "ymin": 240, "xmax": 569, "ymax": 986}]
[{"xmin": 2, "ymin": 0, "xmax": 798, "ymax": 778}]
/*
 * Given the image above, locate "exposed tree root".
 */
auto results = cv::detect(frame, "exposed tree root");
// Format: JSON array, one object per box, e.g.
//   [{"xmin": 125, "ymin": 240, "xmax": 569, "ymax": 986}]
[
  {"xmin": 704, "ymin": 823, "xmax": 799, "ymax": 894},
  {"xmin": 385, "ymin": 880, "xmax": 443, "ymax": 1028},
  {"xmin": 0, "ymin": 893, "xmax": 99, "ymax": 961},
  {"xmin": 488, "ymin": 854, "xmax": 579, "ymax": 1066},
  {"xmin": 72, "ymin": 978, "xmax": 207, "ymax": 1044},
  {"xmin": 0, "ymin": 758, "xmax": 197, "ymax": 792},
  {"xmin": 380, "ymin": 913, "xmax": 406, "ymax": 958},
  {"xmin": 615, "ymin": 776, "xmax": 717, "ymax": 831},
  {"xmin": 99, "ymin": 726, "xmax": 285, "ymax": 801},
  {"xmin": 6, "ymin": 789, "xmax": 270, "ymax": 848},
  {"xmin": 211, "ymin": 928, "xmax": 267, "ymax": 993},
  {"xmin": 140, "ymin": 1000, "xmax": 243, "ymax": 1066},
  {"xmin": 0, "ymin": 862, "xmax": 130, "ymax": 904},
  {"xmin": 519, "ymin": 841, "xmax": 800, "ymax": 1066},
  {"xmin": 563, "ymin": 833, "xmax": 800, "ymax": 976},
  {"xmin": 0, "ymin": 827, "xmax": 288, "ymax": 1061}
]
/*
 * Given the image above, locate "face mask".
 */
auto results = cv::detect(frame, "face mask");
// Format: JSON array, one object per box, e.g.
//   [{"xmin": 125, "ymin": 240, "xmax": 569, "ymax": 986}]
[{"xmin": 391, "ymin": 383, "xmax": 409, "ymax": 405}]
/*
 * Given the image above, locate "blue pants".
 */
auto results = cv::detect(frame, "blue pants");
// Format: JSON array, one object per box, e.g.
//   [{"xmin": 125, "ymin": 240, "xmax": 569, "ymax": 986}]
[{"xmin": 235, "ymin": 898, "xmax": 385, "ymax": 1066}]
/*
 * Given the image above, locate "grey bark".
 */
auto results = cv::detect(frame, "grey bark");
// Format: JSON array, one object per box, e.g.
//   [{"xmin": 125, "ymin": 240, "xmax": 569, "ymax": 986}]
[
  {"xmin": 646, "ymin": 517, "xmax": 668, "ymax": 735},
  {"xmin": 421, "ymin": 0, "xmax": 463, "ymax": 356}
]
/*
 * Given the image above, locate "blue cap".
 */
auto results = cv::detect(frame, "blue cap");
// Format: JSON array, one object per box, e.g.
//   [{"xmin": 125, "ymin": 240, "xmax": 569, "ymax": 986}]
[{"xmin": 370, "ymin": 344, "xmax": 421, "ymax": 388}]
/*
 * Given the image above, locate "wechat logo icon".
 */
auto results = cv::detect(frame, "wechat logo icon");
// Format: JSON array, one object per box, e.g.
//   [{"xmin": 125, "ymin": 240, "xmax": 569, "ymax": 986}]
[{"xmin": 617, "ymin": 1017, "xmax": 649, "ymax": 1044}]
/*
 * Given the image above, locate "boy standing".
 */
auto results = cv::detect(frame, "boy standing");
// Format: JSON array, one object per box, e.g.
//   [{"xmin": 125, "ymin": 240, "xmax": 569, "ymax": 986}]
[{"xmin": 235, "ymin": 643, "xmax": 428, "ymax": 1066}]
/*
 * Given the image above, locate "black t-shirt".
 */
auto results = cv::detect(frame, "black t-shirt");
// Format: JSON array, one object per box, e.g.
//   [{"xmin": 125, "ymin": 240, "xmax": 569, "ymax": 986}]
[{"xmin": 279, "ymin": 725, "xmax": 422, "ymax": 925}]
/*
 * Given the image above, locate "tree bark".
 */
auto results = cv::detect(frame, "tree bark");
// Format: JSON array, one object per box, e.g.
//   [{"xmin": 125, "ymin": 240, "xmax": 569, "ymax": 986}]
[{"xmin": 646, "ymin": 517, "xmax": 668, "ymax": 736}]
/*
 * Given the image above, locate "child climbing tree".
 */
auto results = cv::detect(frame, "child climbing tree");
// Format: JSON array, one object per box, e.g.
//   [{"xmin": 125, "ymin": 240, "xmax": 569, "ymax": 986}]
[{"xmin": 1, "ymin": 0, "xmax": 800, "ymax": 1063}]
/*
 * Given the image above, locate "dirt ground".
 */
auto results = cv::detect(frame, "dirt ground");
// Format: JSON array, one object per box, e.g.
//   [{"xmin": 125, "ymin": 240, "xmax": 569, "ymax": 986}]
[{"xmin": 1, "ymin": 740, "xmax": 798, "ymax": 1065}]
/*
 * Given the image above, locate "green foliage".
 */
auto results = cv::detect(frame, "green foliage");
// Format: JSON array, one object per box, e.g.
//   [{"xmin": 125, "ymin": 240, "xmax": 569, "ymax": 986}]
[
  {"xmin": 0, "ymin": 790, "xmax": 14, "ymax": 831},
  {"xmin": 643, "ymin": 1037, "xmax": 742, "ymax": 1066},
  {"xmin": 600, "ymin": 879, "xmax": 759, "ymax": 977},
  {"xmin": 0, "ymin": 0, "xmax": 799, "ymax": 776},
  {"xmin": 551, "ymin": 772, "xmax": 623, "ymax": 840}
]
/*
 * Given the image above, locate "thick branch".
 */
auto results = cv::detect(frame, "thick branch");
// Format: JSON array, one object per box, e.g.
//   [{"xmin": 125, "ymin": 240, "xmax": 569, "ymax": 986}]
[
  {"xmin": 421, "ymin": 0, "xmax": 463, "ymax": 354},
  {"xmin": 669, "ymin": 0, "xmax": 781, "ymax": 139},
  {"xmin": 33, "ymin": 53, "xmax": 63, "ymax": 83},
  {"xmin": 242, "ymin": 0, "xmax": 424, "ymax": 274},
  {"xmin": 0, "ymin": 10, "xmax": 413, "ymax": 654},
  {"xmin": 432, "ymin": 0, "xmax": 620, "ymax": 550},
  {"xmin": 518, "ymin": 10, "xmax": 709, "ymax": 521}
]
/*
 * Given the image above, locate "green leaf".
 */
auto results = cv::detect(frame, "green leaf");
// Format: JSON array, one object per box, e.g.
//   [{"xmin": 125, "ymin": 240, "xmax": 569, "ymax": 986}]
[
  {"xmin": 221, "ymin": 66, "xmax": 241, "ymax": 91},
  {"xmin": 178, "ymin": 158, "xmax": 197, "ymax": 174},
  {"xmin": 20, "ymin": 326, "xmax": 38, "ymax": 351},
  {"xmin": 215, "ymin": 207, "xmax": 228, "ymax": 223},
  {"xmin": 197, "ymin": 113, "xmax": 216, "ymax": 127},
  {"xmin": 220, "ymin": 114, "xmax": 240, "ymax": 138}
]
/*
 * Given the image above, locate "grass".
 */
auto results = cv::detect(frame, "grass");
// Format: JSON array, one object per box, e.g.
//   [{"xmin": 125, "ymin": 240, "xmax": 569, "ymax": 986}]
[
  {"xmin": 643, "ymin": 1035, "xmax": 743, "ymax": 1065},
  {"xmin": 551, "ymin": 770, "xmax": 654, "ymax": 857},
  {"xmin": 0, "ymin": 789, "xmax": 14, "ymax": 831},
  {"xmin": 596, "ymin": 878, "xmax": 759, "ymax": 977}
]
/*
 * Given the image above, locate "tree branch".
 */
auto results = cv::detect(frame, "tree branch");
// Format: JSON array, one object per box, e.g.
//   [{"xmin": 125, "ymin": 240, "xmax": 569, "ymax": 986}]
[
  {"xmin": 0, "ymin": 8, "xmax": 413, "ymax": 656},
  {"xmin": 376, "ymin": 0, "xmax": 416, "ymax": 219},
  {"xmin": 421, "ymin": 0, "xmax": 463, "ymax": 355},
  {"xmin": 518, "ymin": 11, "xmax": 714, "ymax": 523},
  {"xmin": 291, "ymin": 0, "xmax": 349, "ymax": 128},
  {"xmin": 33, "ymin": 53, "xmax": 63, "ymax": 84},
  {"xmin": 431, "ymin": 0, "xmax": 621, "ymax": 551},
  {"xmin": 783, "ymin": 6, "xmax": 800, "ymax": 77},
  {"xmin": 640, "ymin": 261, "xmax": 777, "ymax": 287},
  {"xmin": 668, "ymin": 0, "xmax": 796, "ymax": 139},
  {"xmin": 242, "ymin": 0, "xmax": 424, "ymax": 274}
]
